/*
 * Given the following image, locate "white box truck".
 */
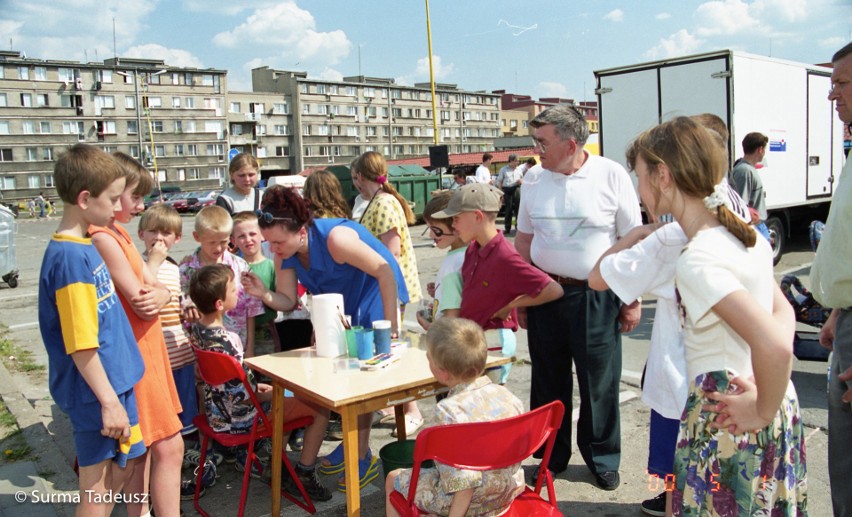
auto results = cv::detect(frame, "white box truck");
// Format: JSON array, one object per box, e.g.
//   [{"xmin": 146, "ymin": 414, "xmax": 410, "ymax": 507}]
[{"xmin": 594, "ymin": 50, "xmax": 846, "ymax": 263}]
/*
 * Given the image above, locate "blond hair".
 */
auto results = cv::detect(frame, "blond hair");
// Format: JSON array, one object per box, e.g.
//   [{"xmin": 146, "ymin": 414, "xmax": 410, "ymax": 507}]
[
  {"xmin": 194, "ymin": 205, "xmax": 233, "ymax": 235},
  {"xmin": 138, "ymin": 203, "xmax": 182, "ymax": 235},
  {"xmin": 424, "ymin": 318, "xmax": 487, "ymax": 381},
  {"xmin": 303, "ymin": 169, "xmax": 351, "ymax": 219},
  {"xmin": 352, "ymin": 151, "xmax": 415, "ymax": 225},
  {"xmin": 627, "ymin": 117, "xmax": 756, "ymax": 247},
  {"xmin": 111, "ymin": 151, "xmax": 154, "ymax": 196},
  {"xmin": 54, "ymin": 144, "xmax": 124, "ymax": 204}
]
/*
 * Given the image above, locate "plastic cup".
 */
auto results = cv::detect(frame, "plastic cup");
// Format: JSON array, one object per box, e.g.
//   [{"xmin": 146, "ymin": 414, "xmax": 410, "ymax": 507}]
[
  {"xmin": 345, "ymin": 326, "xmax": 362, "ymax": 358},
  {"xmin": 373, "ymin": 320, "xmax": 392, "ymax": 355},
  {"xmin": 356, "ymin": 328, "xmax": 375, "ymax": 360}
]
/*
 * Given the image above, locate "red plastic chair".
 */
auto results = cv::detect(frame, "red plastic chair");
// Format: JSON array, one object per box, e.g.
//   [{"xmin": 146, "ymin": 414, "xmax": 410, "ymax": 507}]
[
  {"xmin": 389, "ymin": 400, "xmax": 565, "ymax": 517},
  {"xmin": 191, "ymin": 347, "xmax": 317, "ymax": 516}
]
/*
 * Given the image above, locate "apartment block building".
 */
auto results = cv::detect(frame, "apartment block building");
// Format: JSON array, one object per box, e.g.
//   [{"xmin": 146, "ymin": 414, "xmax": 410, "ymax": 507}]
[
  {"xmin": 0, "ymin": 51, "xmax": 228, "ymax": 200},
  {"xmin": 251, "ymin": 67, "xmax": 501, "ymax": 173}
]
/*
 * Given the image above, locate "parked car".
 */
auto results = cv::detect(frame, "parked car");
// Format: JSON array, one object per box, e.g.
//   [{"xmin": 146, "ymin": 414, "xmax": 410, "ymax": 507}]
[
  {"xmin": 144, "ymin": 186, "xmax": 181, "ymax": 208},
  {"xmin": 164, "ymin": 192, "xmax": 195, "ymax": 213},
  {"xmin": 187, "ymin": 190, "xmax": 220, "ymax": 213}
]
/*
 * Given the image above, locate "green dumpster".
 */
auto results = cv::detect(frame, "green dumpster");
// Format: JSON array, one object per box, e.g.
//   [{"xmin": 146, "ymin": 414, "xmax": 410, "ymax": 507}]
[{"xmin": 328, "ymin": 164, "xmax": 441, "ymax": 221}]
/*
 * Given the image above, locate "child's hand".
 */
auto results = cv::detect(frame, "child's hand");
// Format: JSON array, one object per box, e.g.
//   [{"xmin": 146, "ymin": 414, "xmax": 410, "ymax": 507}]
[
  {"xmin": 183, "ymin": 306, "xmax": 200, "ymax": 323},
  {"xmin": 490, "ymin": 305, "xmax": 514, "ymax": 321},
  {"xmin": 426, "ymin": 282, "xmax": 436, "ymax": 298},
  {"xmin": 703, "ymin": 376, "xmax": 771, "ymax": 434},
  {"xmin": 100, "ymin": 399, "xmax": 131, "ymax": 440},
  {"xmin": 241, "ymin": 271, "xmax": 266, "ymax": 298},
  {"xmin": 416, "ymin": 311, "xmax": 431, "ymax": 331},
  {"xmin": 147, "ymin": 240, "xmax": 168, "ymax": 266},
  {"xmin": 256, "ymin": 383, "xmax": 273, "ymax": 394},
  {"xmin": 130, "ymin": 287, "xmax": 162, "ymax": 319}
]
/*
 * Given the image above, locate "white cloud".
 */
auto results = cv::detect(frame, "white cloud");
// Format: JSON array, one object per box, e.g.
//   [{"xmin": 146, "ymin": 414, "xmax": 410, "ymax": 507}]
[
  {"xmin": 4, "ymin": 0, "xmax": 158, "ymax": 62},
  {"xmin": 603, "ymin": 9, "xmax": 624, "ymax": 22},
  {"xmin": 213, "ymin": 2, "xmax": 351, "ymax": 66},
  {"xmin": 656, "ymin": 12, "xmax": 671, "ymax": 20},
  {"xmin": 124, "ymin": 44, "xmax": 204, "ymax": 68},
  {"xmin": 645, "ymin": 29, "xmax": 704, "ymax": 59},
  {"xmin": 752, "ymin": 0, "xmax": 809, "ymax": 23},
  {"xmin": 538, "ymin": 82, "xmax": 568, "ymax": 98},
  {"xmin": 819, "ymin": 36, "xmax": 848, "ymax": 49},
  {"xmin": 316, "ymin": 68, "xmax": 344, "ymax": 82},
  {"xmin": 397, "ymin": 54, "xmax": 454, "ymax": 86},
  {"xmin": 695, "ymin": 0, "xmax": 761, "ymax": 36}
]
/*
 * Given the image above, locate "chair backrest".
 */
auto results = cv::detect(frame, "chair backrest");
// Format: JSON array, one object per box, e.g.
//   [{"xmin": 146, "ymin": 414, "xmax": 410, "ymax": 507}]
[
  {"xmin": 193, "ymin": 347, "xmax": 272, "ymax": 432},
  {"xmin": 411, "ymin": 400, "xmax": 565, "ymax": 472}
]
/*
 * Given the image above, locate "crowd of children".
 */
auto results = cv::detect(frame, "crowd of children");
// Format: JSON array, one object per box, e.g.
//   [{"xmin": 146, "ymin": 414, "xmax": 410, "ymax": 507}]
[{"xmin": 40, "ymin": 136, "xmax": 809, "ymax": 517}]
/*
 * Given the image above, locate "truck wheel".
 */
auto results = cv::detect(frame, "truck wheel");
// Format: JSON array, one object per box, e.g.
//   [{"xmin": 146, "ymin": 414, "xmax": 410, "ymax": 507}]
[{"xmin": 765, "ymin": 216, "xmax": 784, "ymax": 265}]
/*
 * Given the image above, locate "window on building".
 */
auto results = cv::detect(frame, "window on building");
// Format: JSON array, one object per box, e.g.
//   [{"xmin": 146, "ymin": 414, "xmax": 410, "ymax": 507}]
[
  {"xmin": 274, "ymin": 124, "xmax": 288, "ymax": 135},
  {"xmin": 317, "ymin": 125, "xmax": 330, "ymax": 136},
  {"xmin": 34, "ymin": 67, "xmax": 47, "ymax": 80},
  {"xmin": 345, "ymin": 106, "xmax": 357, "ymax": 116},
  {"xmin": 208, "ymin": 167, "xmax": 224, "ymax": 180},
  {"xmin": 28, "ymin": 175, "xmax": 40, "ymax": 188},
  {"xmin": 18, "ymin": 66, "xmax": 29, "ymax": 80},
  {"xmin": 0, "ymin": 150, "xmax": 13, "ymax": 162},
  {"xmin": 273, "ymin": 103, "xmax": 288, "ymax": 114},
  {"xmin": 21, "ymin": 93, "xmax": 33, "ymax": 107},
  {"xmin": 175, "ymin": 120, "xmax": 183, "ymax": 133},
  {"xmin": 187, "ymin": 144, "xmax": 198, "ymax": 156},
  {"xmin": 22, "ymin": 121, "xmax": 35, "ymax": 134},
  {"xmin": 364, "ymin": 87, "xmax": 376, "ymax": 98},
  {"xmin": 275, "ymin": 146, "xmax": 289, "ymax": 157},
  {"xmin": 255, "ymin": 125, "xmax": 266, "ymax": 136},
  {"xmin": 345, "ymin": 86, "xmax": 357, "ymax": 96},
  {"xmin": 97, "ymin": 121, "xmax": 116, "ymax": 134},
  {"xmin": 57, "ymin": 68, "xmax": 74, "ymax": 82},
  {"xmin": 25, "ymin": 148, "xmax": 38, "ymax": 161},
  {"xmin": 0, "ymin": 121, "xmax": 8, "ymax": 135},
  {"xmin": 36, "ymin": 94, "xmax": 49, "ymax": 107},
  {"xmin": 187, "ymin": 168, "xmax": 200, "ymax": 180},
  {"xmin": 201, "ymin": 75, "xmax": 214, "ymax": 86},
  {"xmin": 231, "ymin": 124, "xmax": 243, "ymax": 136},
  {"xmin": 184, "ymin": 97, "xmax": 195, "ymax": 108},
  {"xmin": 303, "ymin": 125, "xmax": 312, "ymax": 136},
  {"xmin": 172, "ymin": 97, "xmax": 181, "ymax": 108},
  {"xmin": 316, "ymin": 84, "xmax": 327, "ymax": 94},
  {"xmin": 185, "ymin": 121, "xmax": 196, "ymax": 133},
  {"xmin": 175, "ymin": 144, "xmax": 184, "ymax": 156},
  {"xmin": 145, "ymin": 96, "xmax": 161, "ymax": 108},
  {"xmin": 98, "ymin": 69, "xmax": 113, "ymax": 83},
  {"xmin": 0, "ymin": 93, "xmax": 6, "ymax": 107},
  {"xmin": 346, "ymin": 126, "xmax": 359, "ymax": 137},
  {"xmin": 230, "ymin": 102, "xmax": 241, "ymax": 113},
  {"xmin": 152, "ymin": 121, "xmax": 164, "ymax": 133},
  {"xmin": 302, "ymin": 103, "xmax": 311, "ymax": 114},
  {"xmin": 155, "ymin": 145, "xmax": 165, "ymax": 157},
  {"xmin": 184, "ymin": 73, "xmax": 193, "ymax": 85},
  {"xmin": 146, "ymin": 72, "xmax": 161, "ymax": 85},
  {"xmin": 44, "ymin": 175, "xmax": 55, "ymax": 187},
  {"xmin": 127, "ymin": 121, "xmax": 138, "ymax": 134},
  {"xmin": 42, "ymin": 147, "xmax": 54, "ymax": 161},
  {"xmin": 0, "ymin": 177, "xmax": 15, "ymax": 189},
  {"xmin": 125, "ymin": 96, "xmax": 136, "ymax": 109},
  {"xmin": 40, "ymin": 121, "xmax": 51, "ymax": 134},
  {"xmin": 129, "ymin": 145, "xmax": 140, "ymax": 158},
  {"xmin": 171, "ymin": 72, "xmax": 179, "ymax": 85}
]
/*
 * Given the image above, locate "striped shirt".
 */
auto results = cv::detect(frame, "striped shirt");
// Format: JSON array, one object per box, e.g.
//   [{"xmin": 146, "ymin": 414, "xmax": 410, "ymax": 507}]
[{"xmin": 146, "ymin": 256, "xmax": 195, "ymax": 369}]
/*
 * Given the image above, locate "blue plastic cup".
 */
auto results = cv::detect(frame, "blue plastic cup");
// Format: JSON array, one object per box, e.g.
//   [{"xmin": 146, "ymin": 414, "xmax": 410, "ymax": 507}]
[
  {"xmin": 356, "ymin": 328, "xmax": 375, "ymax": 360},
  {"xmin": 373, "ymin": 320, "xmax": 392, "ymax": 355}
]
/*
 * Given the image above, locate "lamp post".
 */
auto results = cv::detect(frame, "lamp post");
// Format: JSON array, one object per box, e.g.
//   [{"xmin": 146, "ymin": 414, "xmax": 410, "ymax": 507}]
[{"xmin": 115, "ymin": 68, "xmax": 167, "ymax": 199}]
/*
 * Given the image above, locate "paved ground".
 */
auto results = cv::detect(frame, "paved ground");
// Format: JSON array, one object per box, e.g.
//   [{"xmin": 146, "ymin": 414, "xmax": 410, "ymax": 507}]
[{"xmin": 0, "ymin": 215, "xmax": 832, "ymax": 516}]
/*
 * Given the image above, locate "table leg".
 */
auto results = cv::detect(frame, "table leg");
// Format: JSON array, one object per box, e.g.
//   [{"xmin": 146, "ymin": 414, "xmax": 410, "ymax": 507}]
[
  {"xmin": 393, "ymin": 404, "xmax": 407, "ymax": 441},
  {"xmin": 271, "ymin": 382, "xmax": 284, "ymax": 516},
  {"xmin": 341, "ymin": 406, "xmax": 361, "ymax": 516}
]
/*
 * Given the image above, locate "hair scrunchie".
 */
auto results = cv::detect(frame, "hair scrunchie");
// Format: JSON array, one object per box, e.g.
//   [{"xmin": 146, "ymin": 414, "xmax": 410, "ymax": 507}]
[
  {"xmin": 703, "ymin": 183, "xmax": 732, "ymax": 212},
  {"xmin": 376, "ymin": 175, "xmax": 387, "ymax": 184}
]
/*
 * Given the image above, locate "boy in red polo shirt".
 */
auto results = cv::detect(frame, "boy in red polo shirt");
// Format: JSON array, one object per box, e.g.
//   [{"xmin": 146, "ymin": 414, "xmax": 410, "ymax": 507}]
[{"xmin": 432, "ymin": 183, "xmax": 563, "ymax": 384}]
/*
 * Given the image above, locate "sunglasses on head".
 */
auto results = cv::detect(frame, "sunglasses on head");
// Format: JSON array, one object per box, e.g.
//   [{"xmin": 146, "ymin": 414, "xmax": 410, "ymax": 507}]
[
  {"xmin": 422, "ymin": 225, "xmax": 454, "ymax": 238},
  {"xmin": 255, "ymin": 210, "xmax": 295, "ymax": 225}
]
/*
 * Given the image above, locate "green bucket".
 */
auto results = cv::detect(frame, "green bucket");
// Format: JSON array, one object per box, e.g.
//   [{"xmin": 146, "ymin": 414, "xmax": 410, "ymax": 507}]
[{"xmin": 379, "ymin": 440, "xmax": 417, "ymax": 480}]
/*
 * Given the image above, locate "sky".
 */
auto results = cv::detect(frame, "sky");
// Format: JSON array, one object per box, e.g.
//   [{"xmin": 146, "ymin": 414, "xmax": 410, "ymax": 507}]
[{"xmin": 3, "ymin": 0, "xmax": 851, "ymax": 101}]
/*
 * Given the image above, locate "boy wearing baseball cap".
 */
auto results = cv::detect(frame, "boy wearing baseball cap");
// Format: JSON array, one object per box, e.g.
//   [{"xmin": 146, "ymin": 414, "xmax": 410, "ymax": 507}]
[{"xmin": 433, "ymin": 183, "xmax": 563, "ymax": 383}]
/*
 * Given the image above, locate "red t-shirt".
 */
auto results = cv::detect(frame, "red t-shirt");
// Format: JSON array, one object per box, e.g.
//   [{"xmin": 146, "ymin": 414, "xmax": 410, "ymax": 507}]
[{"xmin": 459, "ymin": 231, "xmax": 553, "ymax": 331}]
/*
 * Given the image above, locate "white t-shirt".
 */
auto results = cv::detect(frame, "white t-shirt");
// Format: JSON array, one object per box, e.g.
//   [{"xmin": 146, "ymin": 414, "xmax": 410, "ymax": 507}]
[
  {"xmin": 496, "ymin": 165, "xmax": 523, "ymax": 189},
  {"xmin": 675, "ymin": 226, "xmax": 774, "ymax": 380},
  {"xmin": 517, "ymin": 155, "xmax": 641, "ymax": 278},
  {"xmin": 474, "ymin": 164, "xmax": 492, "ymax": 184},
  {"xmin": 600, "ymin": 223, "xmax": 687, "ymax": 419}
]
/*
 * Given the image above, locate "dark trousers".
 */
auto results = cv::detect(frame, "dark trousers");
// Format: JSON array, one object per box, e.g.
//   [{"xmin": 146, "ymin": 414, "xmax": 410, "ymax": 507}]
[
  {"xmin": 502, "ymin": 186, "xmax": 519, "ymax": 232},
  {"xmin": 528, "ymin": 285, "xmax": 622, "ymax": 474}
]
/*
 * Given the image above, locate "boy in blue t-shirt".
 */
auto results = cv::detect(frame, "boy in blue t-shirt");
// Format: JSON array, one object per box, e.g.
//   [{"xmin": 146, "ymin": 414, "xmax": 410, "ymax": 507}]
[{"xmin": 38, "ymin": 144, "xmax": 146, "ymax": 514}]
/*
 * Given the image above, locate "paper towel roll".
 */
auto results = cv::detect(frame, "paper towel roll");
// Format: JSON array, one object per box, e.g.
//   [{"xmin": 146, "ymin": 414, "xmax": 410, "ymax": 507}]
[{"xmin": 310, "ymin": 293, "xmax": 347, "ymax": 357}]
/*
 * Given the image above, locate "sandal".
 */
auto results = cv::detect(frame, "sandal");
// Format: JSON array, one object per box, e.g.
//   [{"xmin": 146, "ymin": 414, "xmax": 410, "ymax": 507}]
[
  {"xmin": 335, "ymin": 452, "xmax": 379, "ymax": 492},
  {"xmin": 390, "ymin": 415, "xmax": 424, "ymax": 438},
  {"xmin": 377, "ymin": 412, "xmax": 397, "ymax": 426},
  {"xmin": 318, "ymin": 443, "xmax": 346, "ymax": 475}
]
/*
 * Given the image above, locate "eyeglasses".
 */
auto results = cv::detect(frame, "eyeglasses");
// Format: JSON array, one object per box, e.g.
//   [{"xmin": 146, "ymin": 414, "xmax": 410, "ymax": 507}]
[
  {"xmin": 533, "ymin": 139, "xmax": 548, "ymax": 153},
  {"xmin": 422, "ymin": 225, "xmax": 454, "ymax": 238},
  {"xmin": 255, "ymin": 210, "xmax": 295, "ymax": 224}
]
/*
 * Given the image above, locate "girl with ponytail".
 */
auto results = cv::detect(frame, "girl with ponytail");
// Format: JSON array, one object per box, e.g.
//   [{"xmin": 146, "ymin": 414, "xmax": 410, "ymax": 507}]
[
  {"xmin": 351, "ymin": 151, "xmax": 425, "ymax": 433},
  {"xmin": 626, "ymin": 117, "xmax": 806, "ymax": 515}
]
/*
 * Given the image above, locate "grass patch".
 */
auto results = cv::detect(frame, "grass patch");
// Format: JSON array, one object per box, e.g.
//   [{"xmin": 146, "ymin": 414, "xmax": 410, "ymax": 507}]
[
  {"xmin": 0, "ymin": 399, "xmax": 32, "ymax": 464},
  {"xmin": 0, "ymin": 331, "xmax": 45, "ymax": 373}
]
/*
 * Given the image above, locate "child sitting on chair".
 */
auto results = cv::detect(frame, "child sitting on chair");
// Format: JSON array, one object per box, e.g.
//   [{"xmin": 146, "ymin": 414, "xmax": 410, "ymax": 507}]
[
  {"xmin": 188, "ymin": 264, "xmax": 332, "ymax": 502},
  {"xmin": 384, "ymin": 318, "xmax": 525, "ymax": 516}
]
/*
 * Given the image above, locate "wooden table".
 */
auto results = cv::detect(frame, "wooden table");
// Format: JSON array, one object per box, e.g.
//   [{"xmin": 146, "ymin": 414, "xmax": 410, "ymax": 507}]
[{"xmin": 245, "ymin": 334, "xmax": 510, "ymax": 516}]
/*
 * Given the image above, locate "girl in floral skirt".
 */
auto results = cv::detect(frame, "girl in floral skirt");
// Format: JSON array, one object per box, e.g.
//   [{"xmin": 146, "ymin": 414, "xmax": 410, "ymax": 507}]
[{"xmin": 626, "ymin": 117, "xmax": 807, "ymax": 516}]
